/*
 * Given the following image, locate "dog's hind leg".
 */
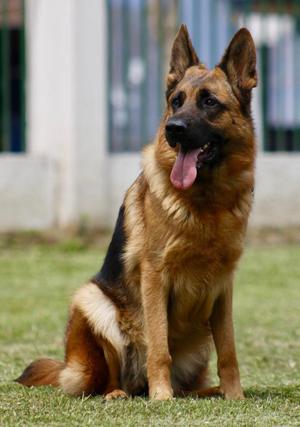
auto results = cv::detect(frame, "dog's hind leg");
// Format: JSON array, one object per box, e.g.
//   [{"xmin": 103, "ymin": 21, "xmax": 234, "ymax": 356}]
[
  {"xmin": 58, "ymin": 306, "xmax": 109, "ymax": 396},
  {"xmin": 15, "ymin": 306, "xmax": 106, "ymax": 395},
  {"xmin": 17, "ymin": 283, "xmax": 128, "ymax": 398},
  {"xmin": 98, "ymin": 335, "xmax": 128, "ymax": 400},
  {"xmin": 60, "ymin": 283, "xmax": 128, "ymax": 398},
  {"xmin": 60, "ymin": 307, "xmax": 128, "ymax": 398}
]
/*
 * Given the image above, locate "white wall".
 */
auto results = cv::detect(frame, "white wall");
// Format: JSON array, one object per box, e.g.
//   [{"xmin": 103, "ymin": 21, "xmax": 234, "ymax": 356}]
[
  {"xmin": 0, "ymin": 155, "xmax": 56, "ymax": 230},
  {"xmin": 251, "ymin": 154, "xmax": 300, "ymax": 227},
  {"xmin": 108, "ymin": 153, "xmax": 141, "ymax": 225}
]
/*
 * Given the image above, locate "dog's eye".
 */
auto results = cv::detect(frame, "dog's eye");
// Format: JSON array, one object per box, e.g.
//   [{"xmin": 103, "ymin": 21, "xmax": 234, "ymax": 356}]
[
  {"xmin": 171, "ymin": 94, "xmax": 183, "ymax": 110},
  {"xmin": 203, "ymin": 97, "xmax": 218, "ymax": 107}
]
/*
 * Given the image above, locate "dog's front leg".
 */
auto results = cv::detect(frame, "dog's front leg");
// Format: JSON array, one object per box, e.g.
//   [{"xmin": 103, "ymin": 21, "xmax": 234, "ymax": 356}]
[
  {"xmin": 210, "ymin": 280, "xmax": 244, "ymax": 400},
  {"xmin": 141, "ymin": 261, "xmax": 173, "ymax": 400}
]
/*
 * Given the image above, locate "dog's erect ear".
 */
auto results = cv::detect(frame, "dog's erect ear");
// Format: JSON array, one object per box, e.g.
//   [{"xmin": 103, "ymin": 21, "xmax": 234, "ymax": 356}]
[
  {"xmin": 219, "ymin": 28, "xmax": 257, "ymax": 104},
  {"xmin": 167, "ymin": 24, "xmax": 204, "ymax": 96}
]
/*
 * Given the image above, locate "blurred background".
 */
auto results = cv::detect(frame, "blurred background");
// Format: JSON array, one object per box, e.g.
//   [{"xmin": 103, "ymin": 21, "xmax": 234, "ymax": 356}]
[{"xmin": 1, "ymin": 0, "xmax": 300, "ymax": 232}]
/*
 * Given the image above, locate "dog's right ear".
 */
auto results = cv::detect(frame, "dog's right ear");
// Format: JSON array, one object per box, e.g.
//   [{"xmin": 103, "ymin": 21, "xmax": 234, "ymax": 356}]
[
  {"xmin": 166, "ymin": 24, "xmax": 204, "ymax": 97},
  {"xmin": 218, "ymin": 28, "xmax": 257, "ymax": 105}
]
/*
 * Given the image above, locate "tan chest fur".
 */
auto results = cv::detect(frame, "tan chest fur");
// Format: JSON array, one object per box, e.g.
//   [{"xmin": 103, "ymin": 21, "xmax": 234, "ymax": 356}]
[
  {"xmin": 161, "ymin": 225, "xmax": 240, "ymax": 345},
  {"xmin": 122, "ymin": 143, "xmax": 252, "ymax": 347},
  {"xmin": 124, "ymin": 183, "xmax": 243, "ymax": 333}
]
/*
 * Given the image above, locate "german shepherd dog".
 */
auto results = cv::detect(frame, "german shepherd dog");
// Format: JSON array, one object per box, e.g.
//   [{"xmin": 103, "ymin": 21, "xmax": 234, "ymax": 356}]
[{"xmin": 17, "ymin": 25, "xmax": 257, "ymax": 400}]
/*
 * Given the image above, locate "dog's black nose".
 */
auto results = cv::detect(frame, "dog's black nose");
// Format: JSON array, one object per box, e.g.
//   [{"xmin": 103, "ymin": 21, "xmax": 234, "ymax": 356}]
[{"xmin": 165, "ymin": 118, "xmax": 187, "ymax": 136}]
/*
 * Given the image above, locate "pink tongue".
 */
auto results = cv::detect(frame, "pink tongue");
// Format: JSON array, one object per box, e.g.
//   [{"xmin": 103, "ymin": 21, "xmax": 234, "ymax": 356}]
[{"xmin": 170, "ymin": 147, "xmax": 203, "ymax": 190}]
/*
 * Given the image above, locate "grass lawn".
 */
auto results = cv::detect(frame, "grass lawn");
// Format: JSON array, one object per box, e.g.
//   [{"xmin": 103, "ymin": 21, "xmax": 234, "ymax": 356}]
[{"xmin": 0, "ymin": 242, "xmax": 299, "ymax": 426}]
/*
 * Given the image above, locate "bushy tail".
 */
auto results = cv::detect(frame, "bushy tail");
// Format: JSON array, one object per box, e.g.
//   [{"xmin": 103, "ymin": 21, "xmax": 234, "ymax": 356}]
[{"xmin": 15, "ymin": 358, "xmax": 64, "ymax": 387}]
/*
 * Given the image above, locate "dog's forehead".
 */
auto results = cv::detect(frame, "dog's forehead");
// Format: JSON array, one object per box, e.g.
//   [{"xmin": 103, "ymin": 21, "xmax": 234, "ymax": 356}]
[{"xmin": 179, "ymin": 67, "xmax": 233, "ymax": 100}]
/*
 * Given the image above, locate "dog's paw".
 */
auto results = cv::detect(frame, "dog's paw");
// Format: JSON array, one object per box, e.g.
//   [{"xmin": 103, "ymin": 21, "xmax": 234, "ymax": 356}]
[
  {"xmin": 223, "ymin": 387, "xmax": 245, "ymax": 400},
  {"xmin": 104, "ymin": 389, "xmax": 128, "ymax": 401},
  {"xmin": 150, "ymin": 386, "xmax": 174, "ymax": 401}
]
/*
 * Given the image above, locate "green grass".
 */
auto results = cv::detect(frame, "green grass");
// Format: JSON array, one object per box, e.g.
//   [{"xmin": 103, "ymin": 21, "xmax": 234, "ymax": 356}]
[{"xmin": 0, "ymin": 243, "xmax": 299, "ymax": 426}]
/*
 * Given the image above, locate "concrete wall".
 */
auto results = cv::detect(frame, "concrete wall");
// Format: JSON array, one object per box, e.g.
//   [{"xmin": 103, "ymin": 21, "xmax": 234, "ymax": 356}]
[
  {"xmin": 0, "ymin": 155, "xmax": 56, "ymax": 230},
  {"xmin": 251, "ymin": 154, "xmax": 300, "ymax": 227}
]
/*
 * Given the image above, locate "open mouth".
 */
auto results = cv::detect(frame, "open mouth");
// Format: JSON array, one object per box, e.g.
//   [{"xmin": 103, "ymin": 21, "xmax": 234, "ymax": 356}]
[
  {"xmin": 196, "ymin": 141, "xmax": 217, "ymax": 168},
  {"xmin": 170, "ymin": 141, "xmax": 219, "ymax": 190}
]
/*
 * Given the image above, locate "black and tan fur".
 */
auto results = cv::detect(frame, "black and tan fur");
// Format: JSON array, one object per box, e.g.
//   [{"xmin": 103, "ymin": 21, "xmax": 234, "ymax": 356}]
[{"xmin": 17, "ymin": 25, "xmax": 257, "ymax": 400}]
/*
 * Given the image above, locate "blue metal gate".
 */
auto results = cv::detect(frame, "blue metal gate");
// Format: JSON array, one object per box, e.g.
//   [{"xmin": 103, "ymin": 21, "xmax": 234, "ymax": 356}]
[
  {"xmin": 107, "ymin": 0, "xmax": 300, "ymax": 152},
  {"xmin": 0, "ymin": 0, "xmax": 25, "ymax": 152}
]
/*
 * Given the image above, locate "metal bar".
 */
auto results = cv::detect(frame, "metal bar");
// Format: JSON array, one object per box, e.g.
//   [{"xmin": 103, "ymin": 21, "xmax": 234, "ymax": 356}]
[
  {"xmin": 127, "ymin": 0, "xmax": 141, "ymax": 151},
  {"xmin": 20, "ymin": 0, "xmax": 26, "ymax": 151},
  {"xmin": 1, "ymin": 0, "xmax": 11, "ymax": 151},
  {"xmin": 260, "ymin": 0, "xmax": 271, "ymax": 151},
  {"xmin": 292, "ymin": 0, "xmax": 299, "ymax": 151},
  {"xmin": 106, "ymin": 0, "xmax": 113, "ymax": 152},
  {"xmin": 157, "ymin": 0, "xmax": 164, "ymax": 117},
  {"xmin": 177, "ymin": 0, "xmax": 182, "ymax": 28},
  {"xmin": 122, "ymin": 0, "xmax": 130, "ymax": 151},
  {"xmin": 276, "ymin": 0, "xmax": 286, "ymax": 151},
  {"xmin": 110, "ymin": 1, "xmax": 124, "ymax": 152},
  {"xmin": 257, "ymin": 0, "xmax": 269, "ymax": 151},
  {"xmin": 210, "ymin": 0, "xmax": 217, "ymax": 66},
  {"xmin": 294, "ymin": 129, "xmax": 300, "ymax": 151},
  {"xmin": 260, "ymin": 44, "xmax": 269, "ymax": 152},
  {"xmin": 0, "ymin": 1, "xmax": 2, "ymax": 151},
  {"xmin": 199, "ymin": 0, "xmax": 211, "ymax": 66},
  {"xmin": 141, "ymin": 0, "xmax": 149, "ymax": 146},
  {"xmin": 192, "ymin": 0, "xmax": 199, "ymax": 57}
]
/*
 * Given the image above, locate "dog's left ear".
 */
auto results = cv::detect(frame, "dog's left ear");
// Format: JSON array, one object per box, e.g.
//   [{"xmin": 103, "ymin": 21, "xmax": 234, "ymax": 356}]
[
  {"xmin": 167, "ymin": 24, "xmax": 204, "ymax": 97},
  {"xmin": 219, "ymin": 28, "xmax": 257, "ymax": 104}
]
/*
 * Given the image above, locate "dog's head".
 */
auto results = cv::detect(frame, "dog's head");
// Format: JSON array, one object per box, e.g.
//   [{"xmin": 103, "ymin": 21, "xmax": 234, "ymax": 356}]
[{"xmin": 164, "ymin": 25, "xmax": 257, "ymax": 190}]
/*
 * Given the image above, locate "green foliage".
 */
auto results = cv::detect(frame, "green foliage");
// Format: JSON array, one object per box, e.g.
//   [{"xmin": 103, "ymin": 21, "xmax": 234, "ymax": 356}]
[{"xmin": 0, "ymin": 245, "xmax": 299, "ymax": 426}]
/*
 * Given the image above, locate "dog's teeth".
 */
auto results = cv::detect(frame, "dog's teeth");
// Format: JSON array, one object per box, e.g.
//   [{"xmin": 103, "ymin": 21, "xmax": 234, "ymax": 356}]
[{"xmin": 199, "ymin": 142, "xmax": 212, "ymax": 153}]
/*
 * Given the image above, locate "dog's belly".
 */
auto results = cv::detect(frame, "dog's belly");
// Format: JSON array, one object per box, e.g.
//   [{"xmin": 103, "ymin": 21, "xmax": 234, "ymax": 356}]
[
  {"xmin": 120, "ymin": 338, "xmax": 212, "ymax": 396},
  {"xmin": 171, "ymin": 336, "xmax": 212, "ymax": 391},
  {"xmin": 120, "ymin": 332, "xmax": 212, "ymax": 395}
]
